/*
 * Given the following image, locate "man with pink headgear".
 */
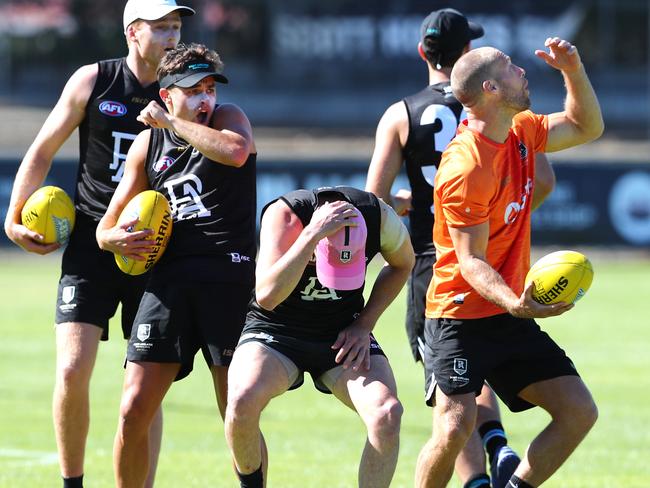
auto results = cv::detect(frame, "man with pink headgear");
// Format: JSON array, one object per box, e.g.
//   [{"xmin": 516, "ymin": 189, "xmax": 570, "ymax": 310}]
[{"xmin": 224, "ymin": 186, "xmax": 415, "ymax": 488}]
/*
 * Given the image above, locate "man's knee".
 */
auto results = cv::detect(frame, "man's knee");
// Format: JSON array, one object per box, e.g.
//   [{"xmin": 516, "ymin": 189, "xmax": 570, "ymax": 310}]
[
  {"xmin": 366, "ymin": 397, "xmax": 403, "ymax": 441},
  {"xmin": 546, "ymin": 381, "xmax": 598, "ymax": 435},
  {"xmin": 561, "ymin": 389, "xmax": 598, "ymax": 434},
  {"xmin": 118, "ymin": 391, "xmax": 158, "ymax": 438},
  {"xmin": 434, "ymin": 397, "xmax": 476, "ymax": 449},
  {"xmin": 55, "ymin": 326, "xmax": 100, "ymax": 389},
  {"xmin": 226, "ymin": 385, "xmax": 266, "ymax": 427},
  {"xmin": 437, "ymin": 415, "xmax": 474, "ymax": 447},
  {"xmin": 56, "ymin": 361, "xmax": 93, "ymax": 391}
]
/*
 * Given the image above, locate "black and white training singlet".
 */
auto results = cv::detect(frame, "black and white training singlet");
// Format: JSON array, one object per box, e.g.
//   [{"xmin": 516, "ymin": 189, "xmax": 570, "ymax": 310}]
[
  {"xmin": 145, "ymin": 118, "xmax": 257, "ymax": 285},
  {"xmin": 402, "ymin": 82, "xmax": 465, "ymax": 257},
  {"xmin": 245, "ymin": 187, "xmax": 381, "ymax": 340},
  {"xmin": 77, "ymin": 58, "xmax": 163, "ymax": 219}
]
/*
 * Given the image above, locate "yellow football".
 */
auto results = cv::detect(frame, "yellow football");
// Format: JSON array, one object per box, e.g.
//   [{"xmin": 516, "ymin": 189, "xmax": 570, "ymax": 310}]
[
  {"xmin": 114, "ymin": 190, "xmax": 173, "ymax": 276},
  {"xmin": 525, "ymin": 250, "xmax": 594, "ymax": 305},
  {"xmin": 21, "ymin": 186, "xmax": 75, "ymax": 244}
]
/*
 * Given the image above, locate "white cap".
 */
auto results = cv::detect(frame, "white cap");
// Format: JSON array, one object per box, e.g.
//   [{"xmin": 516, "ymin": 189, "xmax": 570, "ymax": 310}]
[{"xmin": 123, "ymin": 0, "xmax": 195, "ymax": 32}]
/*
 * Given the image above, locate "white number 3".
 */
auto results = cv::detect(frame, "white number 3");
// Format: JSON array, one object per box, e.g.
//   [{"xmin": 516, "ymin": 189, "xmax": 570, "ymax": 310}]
[{"xmin": 419, "ymin": 104, "xmax": 464, "ymax": 186}]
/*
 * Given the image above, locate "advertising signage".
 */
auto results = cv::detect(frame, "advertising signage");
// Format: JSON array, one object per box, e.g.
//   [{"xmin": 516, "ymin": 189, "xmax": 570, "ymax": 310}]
[{"xmin": 2, "ymin": 159, "xmax": 649, "ymax": 248}]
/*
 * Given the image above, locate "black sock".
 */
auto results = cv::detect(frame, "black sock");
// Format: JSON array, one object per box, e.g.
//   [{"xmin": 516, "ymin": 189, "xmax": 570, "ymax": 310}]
[
  {"xmin": 478, "ymin": 420, "xmax": 508, "ymax": 461},
  {"xmin": 464, "ymin": 473, "xmax": 491, "ymax": 488},
  {"xmin": 62, "ymin": 475, "xmax": 83, "ymax": 488},
  {"xmin": 507, "ymin": 475, "xmax": 535, "ymax": 488},
  {"xmin": 237, "ymin": 465, "xmax": 264, "ymax": 488}
]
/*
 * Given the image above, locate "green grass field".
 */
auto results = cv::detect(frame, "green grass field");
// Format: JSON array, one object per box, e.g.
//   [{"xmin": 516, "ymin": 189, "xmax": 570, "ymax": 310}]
[{"xmin": 1, "ymin": 250, "xmax": 649, "ymax": 487}]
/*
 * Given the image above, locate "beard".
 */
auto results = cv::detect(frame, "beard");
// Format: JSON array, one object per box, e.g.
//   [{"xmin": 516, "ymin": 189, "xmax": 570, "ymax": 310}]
[{"xmin": 503, "ymin": 88, "xmax": 531, "ymax": 113}]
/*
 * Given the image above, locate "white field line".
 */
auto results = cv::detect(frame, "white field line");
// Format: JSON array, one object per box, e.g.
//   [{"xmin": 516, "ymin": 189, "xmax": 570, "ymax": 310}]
[{"xmin": 0, "ymin": 448, "xmax": 58, "ymax": 467}]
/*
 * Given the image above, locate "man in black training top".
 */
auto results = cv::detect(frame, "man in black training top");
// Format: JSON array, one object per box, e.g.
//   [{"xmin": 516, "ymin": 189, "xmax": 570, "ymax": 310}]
[
  {"xmin": 3, "ymin": 1, "xmax": 194, "ymax": 486},
  {"xmin": 96, "ymin": 42, "xmax": 257, "ymax": 487},
  {"xmin": 225, "ymin": 186, "xmax": 415, "ymax": 488}
]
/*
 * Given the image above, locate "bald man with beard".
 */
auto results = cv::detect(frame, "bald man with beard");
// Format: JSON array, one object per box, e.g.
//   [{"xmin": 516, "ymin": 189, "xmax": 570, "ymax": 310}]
[{"xmin": 415, "ymin": 39, "xmax": 603, "ymax": 488}]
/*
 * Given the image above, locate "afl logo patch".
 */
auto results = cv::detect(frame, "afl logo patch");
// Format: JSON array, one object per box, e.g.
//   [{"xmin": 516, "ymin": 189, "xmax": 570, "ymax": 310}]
[
  {"xmin": 99, "ymin": 100, "xmax": 127, "ymax": 117},
  {"xmin": 153, "ymin": 156, "xmax": 175, "ymax": 172}
]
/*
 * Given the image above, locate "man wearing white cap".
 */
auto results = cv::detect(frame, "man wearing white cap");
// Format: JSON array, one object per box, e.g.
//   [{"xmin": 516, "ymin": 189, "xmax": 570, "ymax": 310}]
[
  {"xmin": 3, "ymin": 1, "xmax": 193, "ymax": 487},
  {"xmin": 225, "ymin": 186, "xmax": 415, "ymax": 488}
]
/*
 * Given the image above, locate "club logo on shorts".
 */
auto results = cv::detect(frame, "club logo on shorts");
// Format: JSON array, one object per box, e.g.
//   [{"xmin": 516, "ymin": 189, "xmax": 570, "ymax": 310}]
[
  {"xmin": 453, "ymin": 358, "xmax": 468, "ymax": 375},
  {"xmin": 136, "ymin": 323, "xmax": 151, "ymax": 342},
  {"xmin": 62, "ymin": 286, "xmax": 75, "ymax": 304},
  {"xmin": 58, "ymin": 285, "xmax": 77, "ymax": 313}
]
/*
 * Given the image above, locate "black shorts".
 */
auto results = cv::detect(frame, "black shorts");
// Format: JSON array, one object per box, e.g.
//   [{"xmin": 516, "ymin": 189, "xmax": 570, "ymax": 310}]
[
  {"xmin": 128, "ymin": 279, "xmax": 252, "ymax": 381},
  {"xmin": 238, "ymin": 327, "xmax": 386, "ymax": 394},
  {"xmin": 423, "ymin": 313, "xmax": 579, "ymax": 412},
  {"xmin": 406, "ymin": 254, "xmax": 434, "ymax": 362},
  {"xmin": 55, "ymin": 213, "xmax": 148, "ymax": 340}
]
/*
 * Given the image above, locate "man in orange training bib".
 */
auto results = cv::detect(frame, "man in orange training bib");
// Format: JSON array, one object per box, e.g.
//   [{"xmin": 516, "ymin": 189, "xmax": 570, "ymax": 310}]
[
  {"xmin": 366, "ymin": 10, "xmax": 557, "ymax": 487},
  {"xmin": 415, "ymin": 38, "xmax": 603, "ymax": 488}
]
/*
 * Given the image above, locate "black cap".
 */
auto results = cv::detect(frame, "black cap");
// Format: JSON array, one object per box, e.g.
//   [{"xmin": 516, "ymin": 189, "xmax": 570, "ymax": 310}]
[
  {"xmin": 159, "ymin": 61, "xmax": 229, "ymax": 89},
  {"xmin": 420, "ymin": 8, "xmax": 483, "ymax": 53}
]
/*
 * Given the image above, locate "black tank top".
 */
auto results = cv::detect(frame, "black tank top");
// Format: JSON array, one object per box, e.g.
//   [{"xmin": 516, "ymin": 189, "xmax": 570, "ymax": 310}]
[
  {"xmin": 76, "ymin": 58, "xmax": 162, "ymax": 220},
  {"xmin": 402, "ymin": 82, "xmax": 465, "ymax": 256},
  {"xmin": 145, "ymin": 116, "xmax": 257, "ymax": 285},
  {"xmin": 246, "ymin": 186, "xmax": 381, "ymax": 340}
]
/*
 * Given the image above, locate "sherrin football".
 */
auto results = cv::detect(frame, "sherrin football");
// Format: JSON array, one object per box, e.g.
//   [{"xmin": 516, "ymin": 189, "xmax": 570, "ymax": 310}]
[
  {"xmin": 21, "ymin": 185, "xmax": 75, "ymax": 244},
  {"xmin": 114, "ymin": 190, "xmax": 173, "ymax": 276},
  {"xmin": 525, "ymin": 250, "xmax": 594, "ymax": 305}
]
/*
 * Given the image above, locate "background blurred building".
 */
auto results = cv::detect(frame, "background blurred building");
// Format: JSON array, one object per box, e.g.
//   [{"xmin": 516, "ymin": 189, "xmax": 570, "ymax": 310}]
[
  {"xmin": 0, "ymin": 0, "xmax": 647, "ymax": 134},
  {"xmin": 1, "ymin": 0, "xmax": 649, "ymax": 248}
]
